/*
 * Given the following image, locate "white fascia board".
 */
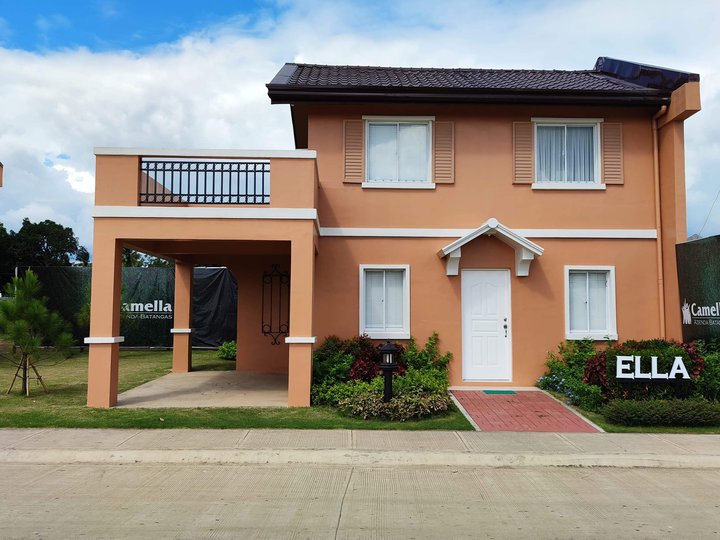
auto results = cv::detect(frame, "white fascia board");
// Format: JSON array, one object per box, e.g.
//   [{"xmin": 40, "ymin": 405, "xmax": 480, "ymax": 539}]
[
  {"xmin": 321, "ymin": 227, "xmax": 657, "ymax": 240},
  {"xmin": 284, "ymin": 336, "xmax": 317, "ymax": 344},
  {"xmin": 438, "ymin": 218, "xmax": 544, "ymax": 258},
  {"xmin": 514, "ymin": 229, "xmax": 657, "ymax": 239},
  {"xmin": 84, "ymin": 336, "xmax": 125, "ymax": 344},
  {"xmin": 320, "ymin": 227, "xmax": 474, "ymax": 238},
  {"xmin": 170, "ymin": 328, "xmax": 192, "ymax": 334},
  {"xmin": 93, "ymin": 206, "xmax": 318, "ymax": 220},
  {"xmin": 94, "ymin": 148, "xmax": 317, "ymax": 159}
]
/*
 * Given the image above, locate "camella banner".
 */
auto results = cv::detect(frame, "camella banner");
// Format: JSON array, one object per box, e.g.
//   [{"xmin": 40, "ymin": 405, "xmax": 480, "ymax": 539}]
[{"xmin": 676, "ymin": 236, "xmax": 720, "ymax": 342}]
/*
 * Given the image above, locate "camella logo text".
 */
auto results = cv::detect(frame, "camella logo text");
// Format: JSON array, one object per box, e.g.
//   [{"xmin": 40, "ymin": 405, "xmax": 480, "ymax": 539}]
[
  {"xmin": 121, "ymin": 300, "xmax": 173, "ymax": 319},
  {"xmin": 682, "ymin": 298, "xmax": 720, "ymax": 326},
  {"xmin": 122, "ymin": 300, "xmax": 173, "ymax": 313}
]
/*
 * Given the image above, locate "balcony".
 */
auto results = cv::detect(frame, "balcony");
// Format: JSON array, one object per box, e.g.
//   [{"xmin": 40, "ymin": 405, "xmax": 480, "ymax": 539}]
[{"xmin": 94, "ymin": 148, "xmax": 318, "ymax": 209}]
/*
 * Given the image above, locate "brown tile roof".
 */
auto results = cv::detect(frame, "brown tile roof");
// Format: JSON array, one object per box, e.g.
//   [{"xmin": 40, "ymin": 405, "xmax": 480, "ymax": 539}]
[
  {"xmin": 267, "ymin": 58, "xmax": 697, "ymax": 105},
  {"xmin": 281, "ymin": 64, "xmax": 651, "ymax": 93}
]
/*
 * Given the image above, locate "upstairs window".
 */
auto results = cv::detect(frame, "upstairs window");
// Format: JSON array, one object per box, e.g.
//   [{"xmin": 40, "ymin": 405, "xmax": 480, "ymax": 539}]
[
  {"xmin": 365, "ymin": 119, "xmax": 432, "ymax": 185},
  {"xmin": 533, "ymin": 119, "xmax": 601, "ymax": 187}
]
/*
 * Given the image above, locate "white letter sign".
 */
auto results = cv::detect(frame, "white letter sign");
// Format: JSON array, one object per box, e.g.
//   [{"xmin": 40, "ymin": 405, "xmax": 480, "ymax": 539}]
[{"xmin": 616, "ymin": 356, "xmax": 634, "ymax": 379}]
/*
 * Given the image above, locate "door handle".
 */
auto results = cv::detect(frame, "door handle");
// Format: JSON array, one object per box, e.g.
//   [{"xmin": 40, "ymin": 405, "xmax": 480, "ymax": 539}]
[{"xmin": 503, "ymin": 318, "xmax": 508, "ymax": 338}]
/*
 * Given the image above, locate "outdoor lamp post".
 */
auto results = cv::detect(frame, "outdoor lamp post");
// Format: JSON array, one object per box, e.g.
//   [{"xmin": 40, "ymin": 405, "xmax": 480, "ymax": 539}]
[{"xmin": 378, "ymin": 341, "xmax": 399, "ymax": 403}]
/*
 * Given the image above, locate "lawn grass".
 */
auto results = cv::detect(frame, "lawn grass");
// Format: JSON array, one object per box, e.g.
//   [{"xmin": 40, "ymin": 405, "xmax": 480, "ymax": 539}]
[{"xmin": 0, "ymin": 348, "xmax": 473, "ymax": 430}]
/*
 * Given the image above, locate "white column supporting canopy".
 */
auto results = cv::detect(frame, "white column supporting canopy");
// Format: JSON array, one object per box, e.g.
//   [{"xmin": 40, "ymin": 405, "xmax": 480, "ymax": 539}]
[{"xmin": 437, "ymin": 218, "xmax": 544, "ymax": 277}]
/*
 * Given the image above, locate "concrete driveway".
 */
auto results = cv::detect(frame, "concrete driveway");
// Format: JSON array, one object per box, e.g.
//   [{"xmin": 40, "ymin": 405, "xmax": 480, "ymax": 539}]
[{"xmin": 116, "ymin": 371, "xmax": 288, "ymax": 408}]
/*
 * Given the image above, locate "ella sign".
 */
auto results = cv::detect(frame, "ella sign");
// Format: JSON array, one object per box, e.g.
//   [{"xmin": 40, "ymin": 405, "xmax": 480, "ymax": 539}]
[{"xmin": 616, "ymin": 356, "xmax": 690, "ymax": 380}]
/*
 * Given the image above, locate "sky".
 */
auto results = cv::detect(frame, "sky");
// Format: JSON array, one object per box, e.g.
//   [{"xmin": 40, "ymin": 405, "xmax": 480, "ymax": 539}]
[{"xmin": 0, "ymin": 0, "xmax": 718, "ymax": 255}]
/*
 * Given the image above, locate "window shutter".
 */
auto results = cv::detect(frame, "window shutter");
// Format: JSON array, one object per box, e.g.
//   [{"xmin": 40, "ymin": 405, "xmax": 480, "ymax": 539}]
[
  {"xmin": 433, "ymin": 121, "xmax": 454, "ymax": 183},
  {"xmin": 513, "ymin": 122, "xmax": 534, "ymax": 184},
  {"xmin": 602, "ymin": 123, "xmax": 623, "ymax": 184},
  {"xmin": 343, "ymin": 120, "xmax": 364, "ymax": 183}
]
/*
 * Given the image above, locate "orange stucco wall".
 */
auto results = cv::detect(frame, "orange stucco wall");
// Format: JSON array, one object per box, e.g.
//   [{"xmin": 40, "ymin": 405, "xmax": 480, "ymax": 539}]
[
  {"xmin": 308, "ymin": 104, "xmax": 658, "ymax": 230},
  {"xmin": 230, "ymin": 254, "xmax": 291, "ymax": 374},
  {"xmin": 313, "ymin": 235, "xmax": 660, "ymax": 386}
]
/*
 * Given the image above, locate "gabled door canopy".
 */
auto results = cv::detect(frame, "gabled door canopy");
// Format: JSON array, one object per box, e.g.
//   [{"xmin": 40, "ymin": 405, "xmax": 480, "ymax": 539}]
[{"xmin": 437, "ymin": 218, "xmax": 544, "ymax": 277}]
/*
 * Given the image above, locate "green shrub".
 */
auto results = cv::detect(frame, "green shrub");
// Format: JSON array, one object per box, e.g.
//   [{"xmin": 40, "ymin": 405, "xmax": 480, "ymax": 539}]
[
  {"xmin": 216, "ymin": 340, "xmax": 237, "ymax": 360},
  {"xmin": 603, "ymin": 398, "xmax": 720, "ymax": 426},
  {"xmin": 697, "ymin": 352, "xmax": 720, "ymax": 402},
  {"xmin": 392, "ymin": 368, "xmax": 448, "ymax": 396},
  {"xmin": 585, "ymin": 340, "xmax": 705, "ymax": 401},
  {"xmin": 537, "ymin": 340, "xmax": 602, "ymax": 411},
  {"xmin": 312, "ymin": 335, "xmax": 354, "ymax": 386},
  {"xmin": 697, "ymin": 339, "xmax": 720, "ymax": 356},
  {"xmin": 338, "ymin": 390, "xmax": 451, "ymax": 421},
  {"xmin": 402, "ymin": 332, "xmax": 452, "ymax": 371},
  {"xmin": 312, "ymin": 379, "xmax": 374, "ymax": 406}
]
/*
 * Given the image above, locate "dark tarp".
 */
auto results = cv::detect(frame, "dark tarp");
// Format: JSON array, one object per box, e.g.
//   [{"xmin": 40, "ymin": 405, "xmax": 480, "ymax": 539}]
[
  {"xmin": 676, "ymin": 236, "xmax": 720, "ymax": 342},
  {"xmin": 27, "ymin": 266, "xmax": 237, "ymax": 347},
  {"xmin": 192, "ymin": 267, "xmax": 237, "ymax": 347}
]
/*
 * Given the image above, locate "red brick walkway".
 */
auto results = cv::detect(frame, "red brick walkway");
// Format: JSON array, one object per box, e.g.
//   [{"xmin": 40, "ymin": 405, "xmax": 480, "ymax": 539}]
[{"xmin": 452, "ymin": 390, "xmax": 600, "ymax": 432}]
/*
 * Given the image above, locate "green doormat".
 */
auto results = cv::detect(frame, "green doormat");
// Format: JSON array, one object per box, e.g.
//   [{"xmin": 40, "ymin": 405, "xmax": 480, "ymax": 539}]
[{"xmin": 483, "ymin": 390, "xmax": 517, "ymax": 395}]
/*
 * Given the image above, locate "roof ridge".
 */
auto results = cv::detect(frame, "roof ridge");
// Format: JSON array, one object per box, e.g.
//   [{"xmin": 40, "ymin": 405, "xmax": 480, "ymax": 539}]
[{"xmin": 289, "ymin": 62, "xmax": 598, "ymax": 75}]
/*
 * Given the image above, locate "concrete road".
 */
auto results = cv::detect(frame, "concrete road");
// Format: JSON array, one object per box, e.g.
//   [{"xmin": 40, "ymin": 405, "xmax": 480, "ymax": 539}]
[{"xmin": 2, "ymin": 462, "xmax": 719, "ymax": 539}]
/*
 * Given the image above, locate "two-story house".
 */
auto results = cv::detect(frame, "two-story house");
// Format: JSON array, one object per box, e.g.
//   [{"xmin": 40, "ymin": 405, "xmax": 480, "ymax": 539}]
[{"xmin": 85, "ymin": 57, "xmax": 700, "ymax": 408}]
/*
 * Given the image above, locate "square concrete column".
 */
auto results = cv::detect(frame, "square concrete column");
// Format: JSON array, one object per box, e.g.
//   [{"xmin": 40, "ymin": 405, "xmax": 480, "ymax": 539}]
[
  {"xmin": 287, "ymin": 232, "xmax": 315, "ymax": 407},
  {"xmin": 86, "ymin": 235, "xmax": 123, "ymax": 408},
  {"xmin": 172, "ymin": 261, "xmax": 193, "ymax": 373}
]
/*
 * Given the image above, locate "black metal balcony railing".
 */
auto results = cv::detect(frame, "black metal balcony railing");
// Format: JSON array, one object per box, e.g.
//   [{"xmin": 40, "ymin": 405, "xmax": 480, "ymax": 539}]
[{"xmin": 139, "ymin": 159, "xmax": 270, "ymax": 204}]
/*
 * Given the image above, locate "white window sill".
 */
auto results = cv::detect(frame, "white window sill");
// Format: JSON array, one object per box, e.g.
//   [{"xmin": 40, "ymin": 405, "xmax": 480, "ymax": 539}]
[
  {"xmin": 362, "ymin": 330, "xmax": 411, "ymax": 340},
  {"xmin": 362, "ymin": 182, "xmax": 435, "ymax": 190},
  {"xmin": 566, "ymin": 332, "xmax": 618, "ymax": 341},
  {"xmin": 532, "ymin": 182, "xmax": 606, "ymax": 191}
]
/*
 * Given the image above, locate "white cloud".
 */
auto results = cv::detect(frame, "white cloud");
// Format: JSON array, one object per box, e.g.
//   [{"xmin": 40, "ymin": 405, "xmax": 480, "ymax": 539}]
[{"xmin": 0, "ymin": 0, "xmax": 718, "ymax": 254}]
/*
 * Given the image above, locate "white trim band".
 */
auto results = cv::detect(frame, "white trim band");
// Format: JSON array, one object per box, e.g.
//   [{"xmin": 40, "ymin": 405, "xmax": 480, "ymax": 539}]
[
  {"xmin": 361, "ymin": 182, "xmax": 436, "ymax": 190},
  {"xmin": 319, "ymin": 227, "xmax": 657, "ymax": 239},
  {"xmin": 170, "ymin": 328, "xmax": 192, "ymax": 334},
  {"xmin": 362, "ymin": 115, "xmax": 435, "ymax": 122},
  {"xmin": 95, "ymin": 147, "xmax": 316, "ymax": 159},
  {"xmin": 532, "ymin": 183, "xmax": 606, "ymax": 191},
  {"xmin": 284, "ymin": 337, "xmax": 317, "ymax": 344},
  {"xmin": 84, "ymin": 336, "xmax": 125, "ymax": 344},
  {"xmin": 93, "ymin": 206, "xmax": 318, "ymax": 220}
]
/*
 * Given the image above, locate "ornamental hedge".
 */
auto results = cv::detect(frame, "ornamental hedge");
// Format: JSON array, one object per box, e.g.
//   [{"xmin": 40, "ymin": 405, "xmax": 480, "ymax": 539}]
[
  {"xmin": 311, "ymin": 332, "xmax": 453, "ymax": 421},
  {"xmin": 538, "ymin": 339, "xmax": 720, "ymax": 426},
  {"xmin": 583, "ymin": 340, "xmax": 705, "ymax": 401}
]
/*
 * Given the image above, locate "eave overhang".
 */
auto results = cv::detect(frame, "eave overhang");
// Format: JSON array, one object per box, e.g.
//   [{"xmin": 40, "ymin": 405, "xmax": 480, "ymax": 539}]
[
  {"xmin": 437, "ymin": 218, "xmax": 544, "ymax": 277},
  {"xmin": 266, "ymin": 86, "xmax": 669, "ymax": 107}
]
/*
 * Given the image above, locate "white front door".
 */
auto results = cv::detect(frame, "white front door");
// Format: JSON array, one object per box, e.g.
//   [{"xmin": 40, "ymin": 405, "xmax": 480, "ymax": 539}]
[{"xmin": 461, "ymin": 269, "xmax": 511, "ymax": 381}]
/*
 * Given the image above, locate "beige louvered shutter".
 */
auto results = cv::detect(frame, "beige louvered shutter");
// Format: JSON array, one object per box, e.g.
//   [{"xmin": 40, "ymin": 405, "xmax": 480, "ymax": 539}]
[
  {"xmin": 343, "ymin": 120, "xmax": 364, "ymax": 183},
  {"xmin": 602, "ymin": 123, "xmax": 623, "ymax": 185},
  {"xmin": 433, "ymin": 121, "xmax": 454, "ymax": 183},
  {"xmin": 513, "ymin": 122, "xmax": 534, "ymax": 184}
]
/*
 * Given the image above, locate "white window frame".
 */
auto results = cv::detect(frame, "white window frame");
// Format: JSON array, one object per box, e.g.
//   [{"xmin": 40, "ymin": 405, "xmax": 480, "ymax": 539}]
[
  {"xmin": 564, "ymin": 265, "xmax": 618, "ymax": 341},
  {"xmin": 359, "ymin": 264, "xmax": 411, "ymax": 339},
  {"xmin": 362, "ymin": 115, "xmax": 434, "ymax": 189},
  {"xmin": 532, "ymin": 117, "xmax": 603, "ymax": 190}
]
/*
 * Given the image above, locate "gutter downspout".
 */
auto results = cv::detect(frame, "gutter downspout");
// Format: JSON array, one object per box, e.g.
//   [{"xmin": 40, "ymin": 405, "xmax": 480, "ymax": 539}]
[{"xmin": 652, "ymin": 105, "xmax": 668, "ymax": 339}]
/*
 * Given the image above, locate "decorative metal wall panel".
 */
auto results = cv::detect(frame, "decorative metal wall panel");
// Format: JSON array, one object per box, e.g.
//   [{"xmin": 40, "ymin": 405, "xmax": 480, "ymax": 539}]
[{"xmin": 262, "ymin": 265, "xmax": 290, "ymax": 345}]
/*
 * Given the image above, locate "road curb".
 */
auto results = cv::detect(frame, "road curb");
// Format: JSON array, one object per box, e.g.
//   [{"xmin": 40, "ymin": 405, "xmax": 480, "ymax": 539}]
[{"xmin": 1, "ymin": 449, "xmax": 719, "ymax": 469}]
